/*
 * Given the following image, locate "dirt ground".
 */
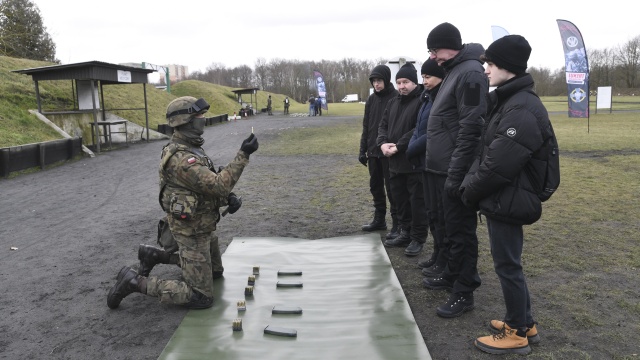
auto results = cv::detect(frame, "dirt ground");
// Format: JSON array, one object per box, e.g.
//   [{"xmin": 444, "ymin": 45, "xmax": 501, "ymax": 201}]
[{"xmin": 0, "ymin": 114, "xmax": 632, "ymax": 359}]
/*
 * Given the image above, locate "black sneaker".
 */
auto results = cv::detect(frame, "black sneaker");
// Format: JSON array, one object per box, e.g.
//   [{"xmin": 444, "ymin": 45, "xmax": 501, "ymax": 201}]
[
  {"xmin": 421, "ymin": 263, "xmax": 444, "ymax": 277},
  {"xmin": 436, "ymin": 293, "xmax": 474, "ymax": 318},
  {"xmin": 422, "ymin": 276, "xmax": 453, "ymax": 291},
  {"xmin": 417, "ymin": 255, "xmax": 436, "ymax": 268},
  {"xmin": 404, "ymin": 241, "xmax": 423, "ymax": 256}
]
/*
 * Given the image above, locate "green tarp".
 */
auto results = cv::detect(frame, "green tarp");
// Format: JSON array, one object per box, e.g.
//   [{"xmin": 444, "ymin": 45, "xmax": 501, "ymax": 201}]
[{"xmin": 158, "ymin": 234, "xmax": 431, "ymax": 360}]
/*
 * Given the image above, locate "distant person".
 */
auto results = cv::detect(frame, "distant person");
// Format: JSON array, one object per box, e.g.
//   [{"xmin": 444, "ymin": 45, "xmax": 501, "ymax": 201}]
[
  {"xmin": 267, "ymin": 95, "xmax": 273, "ymax": 115},
  {"xmin": 315, "ymin": 96, "xmax": 323, "ymax": 116},
  {"xmin": 283, "ymin": 96, "xmax": 290, "ymax": 115},
  {"xmin": 359, "ymin": 64, "xmax": 399, "ymax": 237},
  {"xmin": 308, "ymin": 95, "xmax": 315, "ymax": 116},
  {"xmin": 462, "ymin": 35, "xmax": 550, "ymax": 355},
  {"xmin": 107, "ymin": 96, "xmax": 258, "ymax": 310},
  {"xmin": 377, "ymin": 62, "xmax": 428, "ymax": 257},
  {"xmin": 421, "ymin": 22, "xmax": 488, "ymax": 319},
  {"xmin": 406, "ymin": 59, "xmax": 445, "ymax": 273}
]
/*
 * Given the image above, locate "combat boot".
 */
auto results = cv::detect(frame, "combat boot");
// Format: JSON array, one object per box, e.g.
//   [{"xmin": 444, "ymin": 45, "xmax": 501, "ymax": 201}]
[
  {"xmin": 362, "ymin": 212, "xmax": 387, "ymax": 231},
  {"xmin": 385, "ymin": 218, "xmax": 400, "ymax": 240},
  {"xmin": 185, "ymin": 290, "xmax": 214, "ymax": 309},
  {"xmin": 436, "ymin": 292, "xmax": 474, "ymax": 318},
  {"xmin": 475, "ymin": 327, "xmax": 531, "ymax": 355},
  {"xmin": 138, "ymin": 244, "xmax": 173, "ymax": 277},
  {"xmin": 107, "ymin": 266, "xmax": 147, "ymax": 309}
]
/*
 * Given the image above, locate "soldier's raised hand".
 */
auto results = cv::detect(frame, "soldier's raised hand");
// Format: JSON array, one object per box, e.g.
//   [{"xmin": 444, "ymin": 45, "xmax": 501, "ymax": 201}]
[{"xmin": 240, "ymin": 133, "xmax": 259, "ymax": 155}]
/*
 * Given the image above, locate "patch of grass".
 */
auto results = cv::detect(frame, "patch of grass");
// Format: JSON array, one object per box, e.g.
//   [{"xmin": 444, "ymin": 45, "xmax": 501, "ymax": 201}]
[{"xmin": 260, "ymin": 120, "xmax": 362, "ymax": 156}]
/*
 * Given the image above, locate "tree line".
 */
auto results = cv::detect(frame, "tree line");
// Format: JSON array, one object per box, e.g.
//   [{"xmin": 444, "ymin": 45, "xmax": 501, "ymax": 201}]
[
  {"xmin": 2, "ymin": 0, "xmax": 639, "ymax": 99},
  {"xmin": 190, "ymin": 36, "xmax": 640, "ymax": 101}
]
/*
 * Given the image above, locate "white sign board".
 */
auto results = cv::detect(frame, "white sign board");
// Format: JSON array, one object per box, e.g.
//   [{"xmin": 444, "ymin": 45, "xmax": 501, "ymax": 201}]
[
  {"xmin": 596, "ymin": 86, "xmax": 612, "ymax": 109},
  {"xmin": 77, "ymin": 80, "xmax": 100, "ymax": 110},
  {"xmin": 117, "ymin": 70, "xmax": 132, "ymax": 83}
]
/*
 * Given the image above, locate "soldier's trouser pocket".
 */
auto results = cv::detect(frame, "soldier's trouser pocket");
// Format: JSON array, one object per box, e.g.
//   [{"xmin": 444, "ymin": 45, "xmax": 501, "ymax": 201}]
[{"xmin": 169, "ymin": 194, "xmax": 198, "ymax": 220}]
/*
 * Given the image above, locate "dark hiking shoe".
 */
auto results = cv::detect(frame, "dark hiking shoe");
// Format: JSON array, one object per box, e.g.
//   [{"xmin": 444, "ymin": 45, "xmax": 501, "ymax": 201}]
[
  {"xmin": 385, "ymin": 222, "xmax": 400, "ymax": 240},
  {"xmin": 490, "ymin": 320, "xmax": 540, "ymax": 344},
  {"xmin": 383, "ymin": 229, "xmax": 411, "ymax": 247},
  {"xmin": 404, "ymin": 241, "xmax": 423, "ymax": 257},
  {"xmin": 107, "ymin": 266, "xmax": 143, "ymax": 309},
  {"xmin": 421, "ymin": 263, "xmax": 445, "ymax": 277},
  {"xmin": 422, "ymin": 276, "xmax": 453, "ymax": 291},
  {"xmin": 417, "ymin": 255, "xmax": 437, "ymax": 269},
  {"xmin": 436, "ymin": 293, "xmax": 474, "ymax": 318},
  {"xmin": 475, "ymin": 327, "xmax": 531, "ymax": 355}
]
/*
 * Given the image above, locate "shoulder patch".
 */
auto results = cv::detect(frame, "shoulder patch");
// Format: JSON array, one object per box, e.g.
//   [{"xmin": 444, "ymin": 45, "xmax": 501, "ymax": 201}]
[{"xmin": 187, "ymin": 157, "xmax": 197, "ymax": 164}]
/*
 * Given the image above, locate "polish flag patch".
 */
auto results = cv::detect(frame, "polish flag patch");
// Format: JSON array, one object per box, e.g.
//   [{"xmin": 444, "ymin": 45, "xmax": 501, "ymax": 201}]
[{"xmin": 187, "ymin": 157, "xmax": 197, "ymax": 164}]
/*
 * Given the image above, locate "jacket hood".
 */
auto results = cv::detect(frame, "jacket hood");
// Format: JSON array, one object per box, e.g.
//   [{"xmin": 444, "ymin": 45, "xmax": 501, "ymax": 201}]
[
  {"xmin": 369, "ymin": 64, "xmax": 392, "ymax": 86},
  {"xmin": 443, "ymin": 43, "xmax": 486, "ymax": 70}
]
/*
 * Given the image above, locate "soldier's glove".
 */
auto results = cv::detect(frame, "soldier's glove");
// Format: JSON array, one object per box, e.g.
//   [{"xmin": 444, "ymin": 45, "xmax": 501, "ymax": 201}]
[
  {"xmin": 227, "ymin": 193, "xmax": 242, "ymax": 214},
  {"xmin": 358, "ymin": 153, "xmax": 367, "ymax": 167},
  {"xmin": 240, "ymin": 133, "xmax": 259, "ymax": 156}
]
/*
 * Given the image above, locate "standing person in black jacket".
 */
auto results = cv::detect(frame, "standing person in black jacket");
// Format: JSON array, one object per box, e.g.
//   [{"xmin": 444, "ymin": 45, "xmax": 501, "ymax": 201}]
[
  {"xmin": 421, "ymin": 22, "xmax": 488, "ymax": 318},
  {"xmin": 359, "ymin": 65, "xmax": 399, "ymax": 237},
  {"xmin": 462, "ymin": 35, "xmax": 550, "ymax": 356},
  {"xmin": 377, "ymin": 63, "xmax": 428, "ymax": 257},
  {"xmin": 406, "ymin": 59, "xmax": 446, "ymax": 273}
]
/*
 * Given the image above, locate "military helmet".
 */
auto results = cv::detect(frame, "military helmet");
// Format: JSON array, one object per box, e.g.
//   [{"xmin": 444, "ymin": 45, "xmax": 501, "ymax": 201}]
[{"xmin": 166, "ymin": 96, "xmax": 210, "ymax": 127}]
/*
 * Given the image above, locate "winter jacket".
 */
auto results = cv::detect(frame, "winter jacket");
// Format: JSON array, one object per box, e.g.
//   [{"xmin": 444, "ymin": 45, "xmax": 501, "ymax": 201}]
[
  {"xmin": 425, "ymin": 43, "xmax": 488, "ymax": 186},
  {"xmin": 461, "ymin": 74, "xmax": 553, "ymax": 225},
  {"xmin": 360, "ymin": 67, "xmax": 398, "ymax": 158},
  {"xmin": 377, "ymin": 84, "xmax": 424, "ymax": 173},
  {"xmin": 407, "ymin": 84, "xmax": 441, "ymax": 170}
]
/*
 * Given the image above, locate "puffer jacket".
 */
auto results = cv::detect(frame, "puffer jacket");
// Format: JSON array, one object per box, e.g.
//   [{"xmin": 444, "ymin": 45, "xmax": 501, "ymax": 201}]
[
  {"xmin": 406, "ymin": 84, "xmax": 441, "ymax": 170},
  {"xmin": 360, "ymin": 66, "xmax": 398, "ymax": 158},
  {"xmin": 425, "ymin": 43, "xmax": 488, "ymax": 184},
  {"xmin": 376, "ymin": 84, "xmax": 424, "ymax": 173},
  {"xmin": 461, "ymin": 74, "xmax": 553, "ymax": 225}
]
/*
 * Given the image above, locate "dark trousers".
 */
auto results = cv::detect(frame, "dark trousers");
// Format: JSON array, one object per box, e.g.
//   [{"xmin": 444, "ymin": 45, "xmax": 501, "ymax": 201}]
[
  {"xmin": 487, "ymin": 217, "xmax": 533, "ymax": 330},
  {"xmin": 389, "ymin": 171, "xmax": 428, "ymax": 243},
  {"xmin": 431, "ymin": 173, "xmax": 481, "ymax": 294},
  {"xmin": 367, "ymin": 156, "xmax": 396, "ymax": 220},
  {"xmin": 424, "ymin": 172, "xmax": 444, "ymax": 258}
]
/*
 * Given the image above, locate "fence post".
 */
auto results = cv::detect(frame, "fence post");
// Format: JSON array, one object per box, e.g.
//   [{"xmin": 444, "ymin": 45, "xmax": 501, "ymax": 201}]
[
  {"xmin": 0, "ymin": 148, "xmax": 9, "ymax": 178},
  {"xmin": 38, "ymin": 143, "xmax": 46, "ymax": 169}
]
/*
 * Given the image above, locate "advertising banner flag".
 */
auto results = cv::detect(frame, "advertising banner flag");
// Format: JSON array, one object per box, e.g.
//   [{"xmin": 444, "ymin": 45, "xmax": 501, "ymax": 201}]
[
  {"xmin": 557, "ymin": 19, "xmax": 589, "ymax": 118},
  {"xmin": 491, "ymin": 25, "xmax": 509, "ymax": 41},
  {"xmin": 313, "ymin": 70, "xmax": 328, "ymax": 110}
]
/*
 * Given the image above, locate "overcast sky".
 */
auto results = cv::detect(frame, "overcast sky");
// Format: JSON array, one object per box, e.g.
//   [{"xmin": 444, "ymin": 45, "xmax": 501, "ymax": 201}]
[{"xmin": 32, "ymin": 0, "xmax": 638, "ymax": 76}]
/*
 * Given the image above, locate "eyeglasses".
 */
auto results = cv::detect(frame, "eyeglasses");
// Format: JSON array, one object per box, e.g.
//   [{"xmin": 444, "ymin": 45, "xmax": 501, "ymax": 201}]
[{"xmin": 428, "ymin": 48, "xmax": 439, "ymax": 55}]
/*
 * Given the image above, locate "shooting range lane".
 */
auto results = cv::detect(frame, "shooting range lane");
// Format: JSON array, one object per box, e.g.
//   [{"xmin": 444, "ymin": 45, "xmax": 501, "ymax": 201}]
[{"xmin": 158, "ymin": 234, "xmax": 431, "ymax": 359}]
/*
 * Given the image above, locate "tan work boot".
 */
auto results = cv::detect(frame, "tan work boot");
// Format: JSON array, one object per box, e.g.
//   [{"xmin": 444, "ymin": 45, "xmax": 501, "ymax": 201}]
[
  {"xmin": 490, "ymin": 319, "xmax": 540, "ymax": 344},
  {"xmin": 475, "ymin": 327, "xmax": 531, "ymax": 355}
]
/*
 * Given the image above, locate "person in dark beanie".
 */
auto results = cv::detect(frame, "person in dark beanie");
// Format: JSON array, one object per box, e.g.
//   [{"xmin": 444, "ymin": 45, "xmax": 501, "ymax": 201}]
[
  {"xmin": 463, "ymin": 34, "xmax": 553, "ymax": 355},
  {"xmin": 421, "ymin": 22, "xmax": 488, "ymax": 319},
  {"xmin": 377, "ymin": 62, "xmax": 428, "ymax": 257},
  {"xmin": 359, "ymin": 64, "xmax": 399, "ymax": 236},
  {"xmin": 406, "ymin": 59, "xmax": 446, "ymax": 274}
]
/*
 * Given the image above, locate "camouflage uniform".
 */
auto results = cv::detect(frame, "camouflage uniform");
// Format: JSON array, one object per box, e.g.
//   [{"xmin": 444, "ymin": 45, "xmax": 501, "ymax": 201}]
[{"xmin": 148, "ymin": 133, "xmax": 249, "ymax": 303}]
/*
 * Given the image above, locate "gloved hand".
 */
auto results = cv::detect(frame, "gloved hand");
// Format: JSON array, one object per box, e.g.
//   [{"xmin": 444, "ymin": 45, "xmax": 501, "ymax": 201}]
[
  {"xmin": 358, "ymin": 153, "xmax": 367, "ymax": 167},
  {"xmin": 444, "ymin": 177, "xmax": 462, "ymax": 199},
  {"xmin": 240, "ymin": 133, "xmax": 259, "ymax": 155},
  {"xmin": 227, "ymin": 193, "xmax": 242, "ymax": 214}
]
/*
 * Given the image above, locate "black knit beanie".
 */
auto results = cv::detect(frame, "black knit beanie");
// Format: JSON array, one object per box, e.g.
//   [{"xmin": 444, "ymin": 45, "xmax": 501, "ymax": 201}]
[
  {"xmin": 427, "ymin": 22, "xmax": 463, "ymax": 50},
  {"xmin": 421, "ymin": 59, "xmax": 445, "ymax": 78},
  {"xmin": 395, "ymin": 63, "xmax": 418, "ymax": 85},
  {"xmin": 484, "ymin": 35, "xmax": 531, "ymax": 75},
  {"xmin": 369, "ymin": 64, "xmax": 391, "ymax": 85}
]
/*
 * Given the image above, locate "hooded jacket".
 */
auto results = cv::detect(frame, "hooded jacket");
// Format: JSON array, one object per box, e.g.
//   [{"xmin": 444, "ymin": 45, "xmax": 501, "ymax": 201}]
[
  {"xmin": 376, "ymin": 83, "xmax": 424, "ymax": 173},
  {"xmin": 425, "ymin": 43, "xmax": 488, "ymax": 184},
  {"xmin": 360, "ymin": 65, "xmax": 398, "ymax": 158},
  {"xmin": 461, "ymin": 74, "xmax": 553, "ymax": 225},
  {"xmin": 406, "ymin": 84, "xmax": 441, "ymax": 170}
]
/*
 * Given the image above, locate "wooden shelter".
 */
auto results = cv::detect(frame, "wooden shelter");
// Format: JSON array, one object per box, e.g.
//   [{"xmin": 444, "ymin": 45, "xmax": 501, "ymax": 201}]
[{"xmin": 13, "ymin": 61, "xmax": 155, "ymax": 153}]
